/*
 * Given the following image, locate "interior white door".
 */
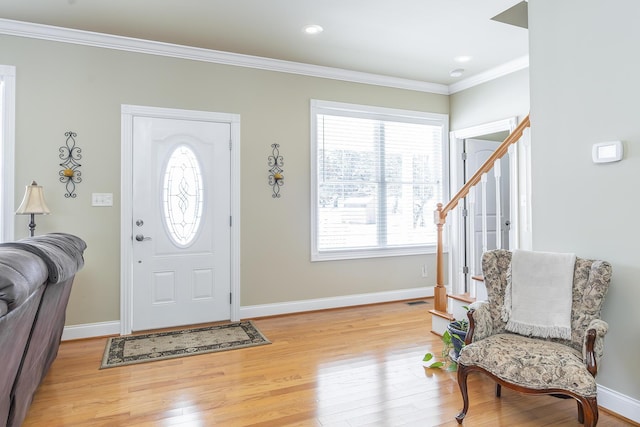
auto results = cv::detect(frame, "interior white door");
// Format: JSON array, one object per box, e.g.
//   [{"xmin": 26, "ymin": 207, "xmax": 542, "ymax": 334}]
[
  {"xmin": 132, "ymin": 116, "xmax": 231, "ymax": 331},
  {"xmin": 465, "ymin": 139, "xmax": 510, "ymax": 277}
]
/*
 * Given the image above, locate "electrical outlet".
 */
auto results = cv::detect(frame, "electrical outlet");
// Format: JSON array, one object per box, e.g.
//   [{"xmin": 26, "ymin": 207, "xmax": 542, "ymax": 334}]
[{"xmin": 421, "ymin": 264, "xmax": 428, "ymax": 277}]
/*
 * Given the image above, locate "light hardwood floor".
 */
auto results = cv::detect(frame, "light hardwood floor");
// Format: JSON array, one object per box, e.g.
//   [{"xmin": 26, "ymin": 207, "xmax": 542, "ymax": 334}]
[{"xmin": 24, "ymin": 299, "xmax": 634, "ymax": 426}]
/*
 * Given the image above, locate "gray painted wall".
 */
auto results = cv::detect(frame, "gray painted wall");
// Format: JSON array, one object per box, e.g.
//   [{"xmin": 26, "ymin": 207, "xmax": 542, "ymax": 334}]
[
  {"xmin": 529, "ymin": 0, "xmax": 640, "ymax": 401},
  {"xmin": 450, "ymin": 68, "xmax": 529, "ymax": 132}
]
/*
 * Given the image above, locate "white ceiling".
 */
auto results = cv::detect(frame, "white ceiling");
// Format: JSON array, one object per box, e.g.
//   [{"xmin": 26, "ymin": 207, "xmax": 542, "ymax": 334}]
[{"xmin": 0, "ymin": 0, "xmax": 528, "ymax": 88}]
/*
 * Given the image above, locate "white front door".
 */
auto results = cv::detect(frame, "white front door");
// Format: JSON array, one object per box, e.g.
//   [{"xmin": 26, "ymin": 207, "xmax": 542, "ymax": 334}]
[{"xmin": 131, "ymin": 115, "xmax": 231, "ymax": 331}]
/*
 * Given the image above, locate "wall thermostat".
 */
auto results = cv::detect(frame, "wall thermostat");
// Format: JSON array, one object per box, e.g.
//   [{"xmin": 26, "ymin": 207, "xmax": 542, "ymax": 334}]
[{"xmin": 592, "ymin": 140, "xmax": 623, "ymax": 163}]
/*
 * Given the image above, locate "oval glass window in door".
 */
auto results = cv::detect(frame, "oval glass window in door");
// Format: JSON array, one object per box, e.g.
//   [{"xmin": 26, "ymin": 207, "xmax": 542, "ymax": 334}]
[{"xmin": 162, "ymin": 145, "xmax": 204, "ymax": 247}]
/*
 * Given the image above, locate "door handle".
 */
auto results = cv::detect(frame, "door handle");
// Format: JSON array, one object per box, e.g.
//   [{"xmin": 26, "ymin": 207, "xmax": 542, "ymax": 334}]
[{"xmin": 135, "ymin": 234, "xmax": 152, "ymax": 242}]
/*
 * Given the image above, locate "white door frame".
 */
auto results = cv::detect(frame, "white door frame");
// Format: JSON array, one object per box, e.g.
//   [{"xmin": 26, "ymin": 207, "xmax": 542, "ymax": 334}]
[
  {"xmin": 120, "ymin": 104, "xmax": 241, "ymax": 335},
  {"xmin": 0, "ymin": 65, "xmax": 16, "ymax": 242},
  {"xmin": 448, "ymin": 117, "xmax": 518, "ymax": 296}
]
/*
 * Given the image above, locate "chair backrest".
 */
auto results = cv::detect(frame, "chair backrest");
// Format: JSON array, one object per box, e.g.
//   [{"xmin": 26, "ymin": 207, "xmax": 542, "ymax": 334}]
[{"xmin": 481, "ymin": 250, "xmax": 612, "ymax": 351}]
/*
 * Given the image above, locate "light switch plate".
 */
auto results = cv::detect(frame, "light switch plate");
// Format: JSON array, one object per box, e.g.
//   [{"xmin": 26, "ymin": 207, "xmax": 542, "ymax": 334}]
[{"xmin": 92, "ymin": 193, "xmax": 113, "ymax": 206}]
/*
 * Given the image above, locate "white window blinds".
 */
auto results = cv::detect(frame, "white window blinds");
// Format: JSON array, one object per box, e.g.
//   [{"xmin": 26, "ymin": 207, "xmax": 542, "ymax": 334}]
[{"xmin": 311, "ymin": 100, "xmax": 448, "ymax": 261}]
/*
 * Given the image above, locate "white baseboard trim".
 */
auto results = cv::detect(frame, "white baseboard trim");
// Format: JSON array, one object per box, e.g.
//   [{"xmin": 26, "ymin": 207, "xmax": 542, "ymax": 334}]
[
  {"xmin": 598, "ymin": 383, "xmax": 640, "ymax": 423},
  {"xmin": 62, "ymin": 320, "xmax": 120, "ymax": 341},
  {"xmin": 239, "ymin": 287, "xmax": 434, "ymax": 319},
  {"xmin": 61, "ymin": 288, "xmax": 433, "ymax": 341}
]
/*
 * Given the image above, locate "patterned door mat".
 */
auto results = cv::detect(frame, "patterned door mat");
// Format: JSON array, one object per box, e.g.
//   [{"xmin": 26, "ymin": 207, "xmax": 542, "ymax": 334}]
[{"xmin": 101, "ymin": 321, "xmax": 270, "ymax": 368}]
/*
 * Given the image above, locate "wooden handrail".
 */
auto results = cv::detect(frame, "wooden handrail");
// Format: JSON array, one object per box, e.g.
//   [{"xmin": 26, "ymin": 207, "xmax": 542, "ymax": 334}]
[
  {"xmin": 442, "ymin": 114, "xmax": 530, "ymax": 219},
  {"xmin": 432, "ymin": 114, "xmax": 530, "ymax": 313}
]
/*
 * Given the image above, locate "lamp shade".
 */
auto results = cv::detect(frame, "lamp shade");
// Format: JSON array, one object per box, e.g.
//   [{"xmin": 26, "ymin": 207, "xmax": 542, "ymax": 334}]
[{"xmin": 16, "ymin": 181, "xmax": 51, "ymax": 215}]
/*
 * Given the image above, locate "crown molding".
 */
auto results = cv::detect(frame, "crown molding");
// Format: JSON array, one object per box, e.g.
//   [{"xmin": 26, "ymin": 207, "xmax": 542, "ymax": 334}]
[
  {"xmin": 0, "ymin": 19, "xmax": 451, "ymax": 95},
  {"xmin": 448, "ymin": 55, "xmax": 530, "ymax": 94},
  {"xmin": 0, "ymin": 18, "xmax": 527, "ymax": 96}
]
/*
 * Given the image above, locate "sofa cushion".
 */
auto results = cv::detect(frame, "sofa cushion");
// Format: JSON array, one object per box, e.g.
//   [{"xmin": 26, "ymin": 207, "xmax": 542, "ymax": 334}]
[{"xmin": 458, "ymin": 333, "xmax": 597, "ymax": 397}]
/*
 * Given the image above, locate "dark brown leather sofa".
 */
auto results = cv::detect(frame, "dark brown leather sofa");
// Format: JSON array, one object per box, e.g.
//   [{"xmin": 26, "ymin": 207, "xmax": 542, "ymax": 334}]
[{"xmin": 0, "ymin": 233, "xmax": 86, "ymax": 427}]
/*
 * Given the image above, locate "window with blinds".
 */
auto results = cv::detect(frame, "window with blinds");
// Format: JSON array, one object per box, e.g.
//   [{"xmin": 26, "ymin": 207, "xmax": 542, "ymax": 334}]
[{"xmin": 311, "ymin": 100, "xmax": 448, "ymax": 261}]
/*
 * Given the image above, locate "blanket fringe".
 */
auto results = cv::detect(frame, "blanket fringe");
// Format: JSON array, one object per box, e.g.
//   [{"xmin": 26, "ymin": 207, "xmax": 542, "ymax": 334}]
[{"xmin": 506, "ymin": 319, "xmax": 571, "ymax": 340}]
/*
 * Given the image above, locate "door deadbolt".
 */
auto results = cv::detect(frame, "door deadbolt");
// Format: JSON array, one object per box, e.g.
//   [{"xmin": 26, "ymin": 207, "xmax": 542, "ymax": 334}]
[{"xmin": 135, "ymin": 219, "xmax": 144, "ymax": 226}]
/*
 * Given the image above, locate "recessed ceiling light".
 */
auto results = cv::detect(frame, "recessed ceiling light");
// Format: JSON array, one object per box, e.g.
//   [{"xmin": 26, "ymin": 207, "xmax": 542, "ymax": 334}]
[
  {"xmin": 450, "ymin": 68, "xmax": 465, "ymax": 78},
  {"xmin": 454, "ymin": 55, "xmax": 472, "ymax": 63},
  {"xmin": 303, "ymin": 24, "xmax": 323, "ymax": 35}
]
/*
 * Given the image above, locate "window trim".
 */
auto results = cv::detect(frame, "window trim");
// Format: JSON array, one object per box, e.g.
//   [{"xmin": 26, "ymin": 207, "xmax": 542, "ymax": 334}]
[
  {"xmin": 0, "ymin": 65, "xmax": 16, "ymax": 243},
  {"xmin": 310, "ymin": 99, "xmax": 449, "ymax": 261}
]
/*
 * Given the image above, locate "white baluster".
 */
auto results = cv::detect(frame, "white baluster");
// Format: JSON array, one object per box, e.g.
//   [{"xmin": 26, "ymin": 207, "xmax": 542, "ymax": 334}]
[
  {"xmin": 456, "ymin": 201, "xmax": 466, "ymax": 296},
  {"xmin": 481, "ymin": 173, "xmax": 488, "ymax": 255},
  {"xmin": 508, "ymin": 143, "xmax": 518, "ymax": 250},
  {"xmin": 468, "ymin": 189, "xmax": 477, "ymax": 299},
  {"xmin": 494, "ymin": 159, "xmax": 502, "ymax": 250}
]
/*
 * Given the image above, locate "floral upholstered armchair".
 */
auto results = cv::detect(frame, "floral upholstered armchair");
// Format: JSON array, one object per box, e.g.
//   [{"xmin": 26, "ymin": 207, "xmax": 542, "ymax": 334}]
[{"xmin": 455, "ymin": 250, "xmax": 612, "ymax": 427}]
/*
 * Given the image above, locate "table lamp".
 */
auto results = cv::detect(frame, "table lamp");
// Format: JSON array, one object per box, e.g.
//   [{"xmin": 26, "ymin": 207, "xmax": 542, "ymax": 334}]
[{"xmin": 16, "ymin": 181, "xmax": 51, "ymax": 236}]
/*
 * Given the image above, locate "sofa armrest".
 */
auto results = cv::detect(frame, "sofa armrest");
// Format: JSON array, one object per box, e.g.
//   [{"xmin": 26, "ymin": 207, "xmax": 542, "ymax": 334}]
[
  {"xmin": 5, "ymin": 233, "xmax": 86, "ymax": 284},
  {"xmin": 583, "ymin": 319, "xmax": 608, "ymax": 377}
]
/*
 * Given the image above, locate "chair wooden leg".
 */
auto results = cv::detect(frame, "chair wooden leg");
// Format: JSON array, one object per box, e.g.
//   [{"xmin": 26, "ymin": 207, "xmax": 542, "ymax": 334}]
[
  {"xmin": 577, "ymin": 400, "xmax": 584, "ymax": 424},
  {"xmin": 455, "ymin": 365, "xmax": 470, "ymax": 424},
  {"xmin": 576, "ymin": 396, "xmax": 598, "ymax": 427},
  {"xmin": 496, "ymin": 383, "xmax": 502, "ymax": 397}
]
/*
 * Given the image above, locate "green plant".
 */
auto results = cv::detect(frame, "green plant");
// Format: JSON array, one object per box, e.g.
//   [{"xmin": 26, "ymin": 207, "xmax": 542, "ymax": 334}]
[{"xmin": 423, "ymin": 318, "xmax": 469, "ymax": 371}]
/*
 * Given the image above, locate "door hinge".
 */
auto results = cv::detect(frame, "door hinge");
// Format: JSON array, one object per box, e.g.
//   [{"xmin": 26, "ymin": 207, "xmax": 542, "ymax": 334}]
[
  {"xmin": 462, "ymin": 266, "xmax": 469, "ymax": 274},
  {"xmin": 462, "ymin": 208, "xmax": 468, "ymax": 218},
  {"xmin": 461, "ymin": 152, "xmax": 467, "ymax": 161},
  {"xmin": 229, "ymin": 292, "xmax": 232, "ymax": 304},
  {"xmin": 229, "ymin": 215, "xmax": 232, "ymax": 227},
  {"xmin": 229, "ymin": 140, "xmax": 232, "ymax": 151}
]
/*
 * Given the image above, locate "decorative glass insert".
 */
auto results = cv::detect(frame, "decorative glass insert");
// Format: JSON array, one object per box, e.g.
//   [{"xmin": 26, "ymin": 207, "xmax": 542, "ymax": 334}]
[{"xmin": 162, "ymin": 145, "xmax": 204, "ymax": 246}]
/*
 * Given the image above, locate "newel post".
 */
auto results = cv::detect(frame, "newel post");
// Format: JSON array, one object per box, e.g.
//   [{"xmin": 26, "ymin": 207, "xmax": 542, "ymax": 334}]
[{"xmin": 434, "ymin": 203, "xmax": 447, "ymax": 312}]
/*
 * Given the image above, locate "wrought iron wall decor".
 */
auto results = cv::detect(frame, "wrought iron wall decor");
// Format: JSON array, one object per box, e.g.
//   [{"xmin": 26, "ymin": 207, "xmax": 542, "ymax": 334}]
[
  {"xmin": 59, "ymin": 131, "xmax": 82, "ymax": 198},
  {"xmin": 268, "ymin": 143, "xmax": 284, "ymax": 198}
]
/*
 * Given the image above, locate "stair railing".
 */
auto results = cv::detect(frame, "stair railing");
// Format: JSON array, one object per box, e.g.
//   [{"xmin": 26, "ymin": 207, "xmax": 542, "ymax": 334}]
[{"xmin": 432, "ymin": 114, "xmax": 531, "ymax": 313}]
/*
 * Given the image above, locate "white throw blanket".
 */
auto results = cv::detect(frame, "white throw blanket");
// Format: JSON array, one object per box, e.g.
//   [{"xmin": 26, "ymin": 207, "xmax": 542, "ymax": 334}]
[{"xmin": 502, "ymin": 249, "xmax": 576, "ymax": 340}]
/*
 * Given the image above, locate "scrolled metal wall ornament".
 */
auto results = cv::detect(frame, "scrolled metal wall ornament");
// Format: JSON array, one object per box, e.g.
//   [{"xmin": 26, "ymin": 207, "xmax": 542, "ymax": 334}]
[
  {"xmin": 59, "ymin": 131, "xmax": 82, "ymax": 198},
  {"xmin": 268, "ymin": 143, "xmax": 284, "ymax": 198}
]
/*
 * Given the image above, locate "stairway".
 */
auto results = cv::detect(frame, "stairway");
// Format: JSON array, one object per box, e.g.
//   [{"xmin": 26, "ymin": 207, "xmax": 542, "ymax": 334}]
[{"xmin": 430, "ymin": 115, "xmax": 531, "ymax": 334}]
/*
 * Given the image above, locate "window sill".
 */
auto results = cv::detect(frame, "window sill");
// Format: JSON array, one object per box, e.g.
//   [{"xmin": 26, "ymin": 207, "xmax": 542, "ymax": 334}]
[{"xmin": 311, "ymin": 245, "xmax": 443, "ymax": 262}]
